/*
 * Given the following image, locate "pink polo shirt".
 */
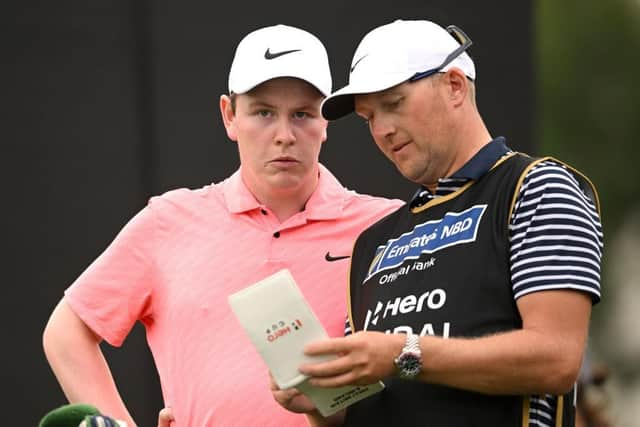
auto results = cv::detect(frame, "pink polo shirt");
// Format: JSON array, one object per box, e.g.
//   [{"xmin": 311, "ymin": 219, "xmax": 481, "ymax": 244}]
[{"xmin": 65, "ymin": 164, "xmax": 403, "ymax": 426}]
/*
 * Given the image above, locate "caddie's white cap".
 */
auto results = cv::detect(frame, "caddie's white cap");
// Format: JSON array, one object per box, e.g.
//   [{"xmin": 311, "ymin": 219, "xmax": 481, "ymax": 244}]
[
  {"xmin": 322, "ymin": 19, "xmax": 476, "ymax": 120},
  {"xmin": 228, "ymin": 24, "xmax": 332, "ymax": 96}
]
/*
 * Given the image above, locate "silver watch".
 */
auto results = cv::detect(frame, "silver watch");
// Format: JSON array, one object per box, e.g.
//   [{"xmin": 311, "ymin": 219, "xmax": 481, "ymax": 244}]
[{"xmin": 393, "ymin": 333, "xmax": 422, "ymax": 379}]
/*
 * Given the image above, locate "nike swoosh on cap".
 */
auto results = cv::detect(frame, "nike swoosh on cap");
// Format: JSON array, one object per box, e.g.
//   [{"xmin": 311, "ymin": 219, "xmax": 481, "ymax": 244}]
[
  {"xmin": 350, "ymin": 54, "xmax": 368, "ymax": 73},
  {"xmin": 264, "ymin": 48, "xmax": 302, "ymax": 60},
  {"xmin": 325, "ymin": 252, "xmax": 351, "ymax": 262}
]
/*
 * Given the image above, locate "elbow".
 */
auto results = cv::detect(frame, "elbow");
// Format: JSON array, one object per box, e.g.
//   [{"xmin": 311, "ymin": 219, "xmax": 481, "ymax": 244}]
[
  {"xmin": 542, "ymin": 356, "xmax": 582, "ymax": 395},
  {"xmin": 42, "ymin": 298, "xmax": 95, "ymax": 363},
  {"xmin": 42, "ymin": 314, "xmax": 54, "ymax": 351},
  {"xmin": 42, "ymin": 312, "xmax": 63, "ymax": 363},
  {"xmin": 547, "ymin": 370, "xmax": 579, "ymax": 395}
]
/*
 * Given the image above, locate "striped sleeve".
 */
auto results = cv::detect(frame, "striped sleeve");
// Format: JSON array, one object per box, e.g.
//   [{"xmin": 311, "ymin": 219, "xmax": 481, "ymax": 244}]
[
  {"xmin": 528, "ymin": 394, "xmax": 558, "ymax": 426},
  {"xmin": 509, "ymin": 160, "xmax": 603, "ymax": 302},
  {"xmin": 344, "ymin": 315, "xmax": 352, "ymax": 336}
]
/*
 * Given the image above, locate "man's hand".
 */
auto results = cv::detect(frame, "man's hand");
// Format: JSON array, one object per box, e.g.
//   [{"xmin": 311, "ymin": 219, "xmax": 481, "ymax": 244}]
[
  {"xmin": 270, "ymin": 373, "xmax": 317, "ymax": 414},
  {"xmin": 157, "ymin": 407, "xmax": 174, "ymax": 427},
  {"xmin": 299, "ymin": 331, "xmax": 404, "ymax": 387}
]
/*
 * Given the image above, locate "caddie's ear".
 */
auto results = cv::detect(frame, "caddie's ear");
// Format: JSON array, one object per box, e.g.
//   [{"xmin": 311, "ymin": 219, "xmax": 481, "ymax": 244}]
[
  {"xmin": 220, "ymin": 94, "xmax": 238, "ymax": 142},
  {"xmin": 441, "ymin": 68, "xmax": 468, "ymax": 107}
]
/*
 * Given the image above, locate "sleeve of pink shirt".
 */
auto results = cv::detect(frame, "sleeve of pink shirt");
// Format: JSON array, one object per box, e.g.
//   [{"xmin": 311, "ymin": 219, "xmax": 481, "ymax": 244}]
[{"xmin": 64, "ymin": 202, "xmax": 157, "ymax": 347}]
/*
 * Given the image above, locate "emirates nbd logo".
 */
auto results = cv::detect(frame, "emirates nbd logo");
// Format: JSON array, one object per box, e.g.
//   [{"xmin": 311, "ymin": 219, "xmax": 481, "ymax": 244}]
[{"xmin": 365, "ymin": 205, "xmax": 487, "ymax": 282}]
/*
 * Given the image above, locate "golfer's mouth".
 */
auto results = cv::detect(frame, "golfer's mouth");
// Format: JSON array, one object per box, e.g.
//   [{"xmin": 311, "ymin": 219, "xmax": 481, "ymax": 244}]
[{"xmin": 270, "ymin": 156, "xmax": 299, "ymax": 166}]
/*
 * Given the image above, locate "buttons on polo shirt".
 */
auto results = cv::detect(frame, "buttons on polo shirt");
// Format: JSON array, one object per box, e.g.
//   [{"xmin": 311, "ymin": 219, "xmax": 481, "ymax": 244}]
[{"xmin": 273, "ymin": 231, "xmax": 281, "ymax": 238}]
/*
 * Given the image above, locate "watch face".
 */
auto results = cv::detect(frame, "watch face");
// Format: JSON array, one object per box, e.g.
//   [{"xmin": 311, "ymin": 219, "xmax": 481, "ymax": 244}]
[{"xmin": 396, "ymin": 351, "xmax": 422, "ymax": 378}]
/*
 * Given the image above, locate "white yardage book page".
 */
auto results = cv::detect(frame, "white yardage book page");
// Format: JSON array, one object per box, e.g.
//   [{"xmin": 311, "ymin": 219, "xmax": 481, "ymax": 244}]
[{"xmin": 228, "ymin": 268, "xmax": 384, "ymax": 416}]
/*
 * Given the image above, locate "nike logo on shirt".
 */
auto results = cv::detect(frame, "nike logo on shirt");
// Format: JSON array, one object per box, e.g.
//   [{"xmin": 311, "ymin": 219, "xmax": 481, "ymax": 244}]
[{"xmin": 325, "ymin": 252, "xmax": 351, "ymax": 262}]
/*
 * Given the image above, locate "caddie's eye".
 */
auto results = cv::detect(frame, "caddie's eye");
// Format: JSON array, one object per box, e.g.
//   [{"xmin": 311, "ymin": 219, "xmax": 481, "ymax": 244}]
[{"xmin": 383, "ymin": 97, "xmax": 403, "ymax": 111}]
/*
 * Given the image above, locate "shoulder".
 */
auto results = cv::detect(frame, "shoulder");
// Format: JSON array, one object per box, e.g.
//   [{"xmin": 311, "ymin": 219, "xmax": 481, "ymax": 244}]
[
  {"xmin": 523, "ymin": 158, "xmax": 577, "ymax": 181},
  {"xmin": 520, "ymin": 158, "xmax": 594, "ymax": 193},
  {"xmin": 146, "ymin": 182, "xmax": 226, "ymax": 221},
  {"xmin": 317, "ymin": 163, "xmax": 404, "ymax": 216},
  {"xmin": 340, "ymin": 190, "xmax": 405, "ymax": 223},
  {"xmin": 518, "ymin": 159, "xmax": 578, "ymax": 197},
  {"xmin": 514, "ymin": 157, "xmax": 600, "ymax": 216},
  {"xmin": 344, "ymin": 191, "xmax": 404, "ymax": 210},
  {"xmin": 356, "ymin": 199, "xmax": 408, "ymax": 241}
]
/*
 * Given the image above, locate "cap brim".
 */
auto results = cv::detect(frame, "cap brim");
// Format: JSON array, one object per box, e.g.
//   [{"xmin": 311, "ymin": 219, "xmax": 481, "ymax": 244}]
[
  {"xmin": 321, "ymin": 72, "xmax": 413, "ymax": 120},
  {"xmin": 233, "ymin": 72, "xmax": 330, "ymax": 97},
  {"xmin": 321, "ymin": 89, "xmax": 355, "ymax": 121}
]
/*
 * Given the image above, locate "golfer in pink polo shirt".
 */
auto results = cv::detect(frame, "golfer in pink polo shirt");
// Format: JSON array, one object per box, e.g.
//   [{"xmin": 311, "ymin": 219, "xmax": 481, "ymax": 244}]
[{"xmin": 42, "ymin": 24, "xmax": 403, "ymax": 426}]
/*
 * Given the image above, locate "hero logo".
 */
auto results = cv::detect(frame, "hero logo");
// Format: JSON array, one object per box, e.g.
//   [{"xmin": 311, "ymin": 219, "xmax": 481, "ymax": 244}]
[
  {"xmin": 363, "ymin": 288, "xmax": 446, "ymax": 330},
  {"xmin": 265, "ymin": 319, "xmax": 303, "ymax": 343},
  {"xmin": 365, "ymin": 205, "xmax": 487, "ymax": 282}
]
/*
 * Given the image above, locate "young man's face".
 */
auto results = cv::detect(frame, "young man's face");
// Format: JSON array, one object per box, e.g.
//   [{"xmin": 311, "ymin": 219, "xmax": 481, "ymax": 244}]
[
  {"xmin": 354, "ymin": 74, "xmax": 459, "ymax": 188},
  {"xmin": 222, "ymin": 77, "xmax": 327, "ymax": 198}
]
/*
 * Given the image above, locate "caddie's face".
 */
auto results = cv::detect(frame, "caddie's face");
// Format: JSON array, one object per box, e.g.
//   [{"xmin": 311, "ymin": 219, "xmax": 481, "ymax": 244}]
[
  {"xmin": 354, "ymin": 75, "xmax": 457, "ymax": 188},
  {"xmin": 222, "ymin": 77, "xmax": 327, "ymax": 196}
]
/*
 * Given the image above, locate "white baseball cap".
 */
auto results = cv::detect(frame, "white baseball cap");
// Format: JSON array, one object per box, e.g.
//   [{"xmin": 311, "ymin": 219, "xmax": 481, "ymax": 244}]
[
  {"xmin": 321, "ymin": 19, "xmax": 476, "ymax": 120},
  {"xmin": 228, "ymin": 24, "xmax": 332, "ymax": 96}
]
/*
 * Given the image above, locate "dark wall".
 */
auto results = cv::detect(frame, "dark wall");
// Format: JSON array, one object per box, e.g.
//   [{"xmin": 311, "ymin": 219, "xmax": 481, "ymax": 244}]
[{"xmin": 5, "ymin": 1, "xmax": 532, "ymax": 425}]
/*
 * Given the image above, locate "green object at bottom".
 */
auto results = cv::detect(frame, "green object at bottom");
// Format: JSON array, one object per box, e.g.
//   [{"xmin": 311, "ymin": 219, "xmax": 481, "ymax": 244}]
[{"xmin": 38, "ymin": 403, "xmax": 101, "ymax": 427}]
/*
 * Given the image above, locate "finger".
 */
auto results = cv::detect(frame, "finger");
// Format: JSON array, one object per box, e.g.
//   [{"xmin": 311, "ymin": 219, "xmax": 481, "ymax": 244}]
[
  {"xmin": 279, "ymin": 387, "xmax": 302, "ymax": 400},
  {"xmin": 273, "ymin": 387, "xmax": 302, "ymax": 405},
  {"xmin": 300, "ymin": 354, "xmax": 354, "ymax": 377},
  {"xmin": 304, "ymin": 336, "xmax": 351, "ymax": 355},
  {"xmin": 268, "ymin": 372, "xmax": 280, "ymax": 391},
  {"xmin": 158, "ymin": 407, "xmax": 174, "ymax": 427},
  {"xmin": 307, "ymin": 370, "xmax": 360, "ymax": 388}
]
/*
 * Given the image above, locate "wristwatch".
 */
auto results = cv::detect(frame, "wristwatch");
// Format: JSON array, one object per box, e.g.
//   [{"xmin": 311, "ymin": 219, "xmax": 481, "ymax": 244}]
[{"xmin": 393, "ymin": 333, "xmax": 423, "ymax": 379}]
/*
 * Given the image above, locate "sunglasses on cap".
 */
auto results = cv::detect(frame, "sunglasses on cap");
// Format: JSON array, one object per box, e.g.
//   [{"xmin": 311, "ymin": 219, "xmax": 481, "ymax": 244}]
[{"xmin": 409, "ymin": 25, "xmax": 473, "ymax": 82}]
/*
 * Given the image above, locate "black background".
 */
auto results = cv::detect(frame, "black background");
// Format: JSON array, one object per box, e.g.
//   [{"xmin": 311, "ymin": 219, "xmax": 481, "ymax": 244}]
[{"xmin": 4, "ymin": 1, "xmax": 532, "ymax": 425}]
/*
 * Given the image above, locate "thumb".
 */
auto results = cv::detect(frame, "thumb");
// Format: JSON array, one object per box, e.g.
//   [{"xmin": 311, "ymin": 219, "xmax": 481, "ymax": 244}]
[{"xmin": 157, "ymin": 407, "xmax": 175, "ymax": 427}]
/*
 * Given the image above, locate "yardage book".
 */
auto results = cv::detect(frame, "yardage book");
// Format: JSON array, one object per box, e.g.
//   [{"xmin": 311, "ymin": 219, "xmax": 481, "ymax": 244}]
[{"xmin": 227, "ymin": 269, "xmax": 384, "ymax": 416}]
